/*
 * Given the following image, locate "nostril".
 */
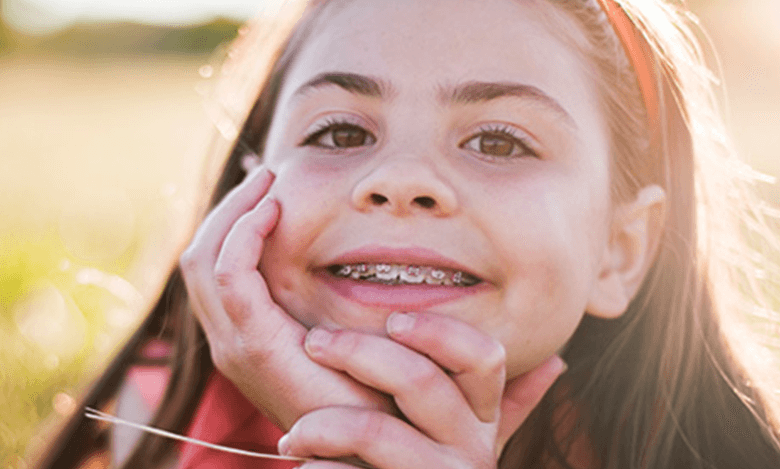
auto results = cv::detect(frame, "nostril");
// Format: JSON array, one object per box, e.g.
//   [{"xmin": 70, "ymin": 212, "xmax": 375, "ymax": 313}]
[
  {"xmin": 413, "ymin": 196, "xmax": 436, "ymax": 209},
  {"xmin": 370, "ymin": 193, "xmax": 389, "ymax": 205}
]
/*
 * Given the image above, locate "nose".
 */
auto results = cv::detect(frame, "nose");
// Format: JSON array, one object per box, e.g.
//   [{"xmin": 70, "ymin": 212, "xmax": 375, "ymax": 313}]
[{"xmin": 351, "ymin": 155, "xmax": 458, "ymax": 216}]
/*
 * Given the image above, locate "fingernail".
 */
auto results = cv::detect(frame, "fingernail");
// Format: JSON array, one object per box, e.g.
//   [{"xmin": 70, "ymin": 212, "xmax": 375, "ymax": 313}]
[
  {"xmin": 555, "ymin": 355, "xmax": 568, "ymax": 375},
  {"xmin": 277, "ymin": 433, "xmax": 291, "ymax": 455},
  {"xmin": 241, "ymin": 154, "xmax": 261, "ymax": 173},
  {"xmin": 245, "ymin": 163, "xmax": 268, "ymax": 180},
  {"xmin": 305, "ymin": 328, "xmax": 331, "ymax": 354},
  {"xmin": 387, "ymin": 312, "xmax": 415, "ymax": 335},
  {"xmin": 253, "ymin": 166, "xmax": 276, "ymax": 184}
]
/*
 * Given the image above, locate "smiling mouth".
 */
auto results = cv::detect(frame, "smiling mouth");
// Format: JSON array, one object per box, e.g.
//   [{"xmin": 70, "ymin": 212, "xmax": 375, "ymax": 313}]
[{"xmin": 326, "ymin": 263, "xmax": 482, "ymax": 287}]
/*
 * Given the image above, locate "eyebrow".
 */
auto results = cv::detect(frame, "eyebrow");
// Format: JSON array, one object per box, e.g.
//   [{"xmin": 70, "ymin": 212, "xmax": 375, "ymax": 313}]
[
  {"xmin": 294, "ymin": 72, "xmax": 389, "ymax": 99},
  {"xmin": 292, "ymin": 72, "xmax": 575, "ymax": 127},
  {"xmin": 442, "ymin": 81, "xmax": 576, "ymax": 127}
]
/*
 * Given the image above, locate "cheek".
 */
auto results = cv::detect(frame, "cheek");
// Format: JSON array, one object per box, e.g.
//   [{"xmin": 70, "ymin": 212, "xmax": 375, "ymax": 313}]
[
  {"xmin": 258, "ymin": 162, "xmax": 341, "ymax": 325},
  {"xmin": 259, "ymin": 232, "xmax": 313, "ymax": 326},
  {"xmin": 498, "ymin": 252, "xmax": 589, "ymax": 377},
  {"xmin": 266, "ymin": 161, "xmax": 338, "ymax": 226},
  {"xmin": 501, "ymin": 239, "xmax": 587, "ymax": 340},
  {"xmin": 489, "ymin": 185, "xmax": 608, "ymax": 375},
  {"xmin": 491, "ymin": 179, "xmax": 600, "ymax": 289}
]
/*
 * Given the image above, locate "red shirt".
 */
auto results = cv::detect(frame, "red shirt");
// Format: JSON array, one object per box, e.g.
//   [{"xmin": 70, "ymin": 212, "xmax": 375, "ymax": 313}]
[{"xmin": 176, "ymin": 371, "xmax": 296, "ymax": 469}]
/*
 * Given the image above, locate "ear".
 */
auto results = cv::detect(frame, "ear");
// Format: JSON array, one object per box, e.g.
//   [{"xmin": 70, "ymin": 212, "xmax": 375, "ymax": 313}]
[{"xmin": 586, "ymin": 185, "xmax": 666, "ymax": 319}]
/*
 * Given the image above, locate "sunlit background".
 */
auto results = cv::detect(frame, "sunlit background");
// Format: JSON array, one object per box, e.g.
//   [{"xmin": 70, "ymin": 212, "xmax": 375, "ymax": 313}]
[{"xmin": 1, "ymin": 0, "xmax": 779, "ymax": 467}]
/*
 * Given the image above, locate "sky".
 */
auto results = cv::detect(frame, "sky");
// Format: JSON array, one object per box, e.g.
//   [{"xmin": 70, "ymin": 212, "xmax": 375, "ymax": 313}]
[{"xmin": 2, "ymin": 0, "xmax": 282, "ymax": 34}]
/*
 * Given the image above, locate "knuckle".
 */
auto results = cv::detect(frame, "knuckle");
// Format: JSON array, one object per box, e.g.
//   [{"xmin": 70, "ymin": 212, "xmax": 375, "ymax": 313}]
[
  {"xmin": 213, "ymin": 266, "xmax": 239, "ymax": 289},
  {"xmin": 214, "ymin": 270, "xmax": 250, "ymax": 314},
  {"xmin": 406, "ymin": 361, "xmax": 443, "ymax": 392},
  {"xmin": 245, "ymin": 323, "xmax": 286, "ymax": 363}
]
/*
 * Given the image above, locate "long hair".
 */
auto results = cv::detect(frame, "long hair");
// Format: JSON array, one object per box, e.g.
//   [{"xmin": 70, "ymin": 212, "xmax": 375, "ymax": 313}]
[
  {"xmin": 505, "ymin": 1, "xmax": 780, "ymax": 468},
  {"xmin": 35, "ymin": 1, "xmax": 780, "ymax": 468}
]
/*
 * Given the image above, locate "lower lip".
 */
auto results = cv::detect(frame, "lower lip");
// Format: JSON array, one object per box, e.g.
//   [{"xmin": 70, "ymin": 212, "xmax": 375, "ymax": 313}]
[{"xmin": 317, "ymin": 272, "xmax": 488, "ymax": 310}]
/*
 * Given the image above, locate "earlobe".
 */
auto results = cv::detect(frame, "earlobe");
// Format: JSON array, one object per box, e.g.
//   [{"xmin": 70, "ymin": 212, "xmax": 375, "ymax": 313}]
[{"xmin": 587, "ymin": 185, "xmax": 666, "ymax": 319}]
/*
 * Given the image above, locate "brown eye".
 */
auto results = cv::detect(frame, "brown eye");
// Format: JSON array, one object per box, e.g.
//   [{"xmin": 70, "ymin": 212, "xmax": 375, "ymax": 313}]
[
  {"xmin": 479, "ymin": 134, "xmax": 514, "ymax": 157},
  {"xmin": 460, "ymin": 128, "xmax": 536, "ymax": 159},
  {"xmin": 332, "ymin": 126, "xmax": 371, "ymax": 147},
  {"xmin": 306, "ymin": 124, "xmax": 377, "ymax": 149}
]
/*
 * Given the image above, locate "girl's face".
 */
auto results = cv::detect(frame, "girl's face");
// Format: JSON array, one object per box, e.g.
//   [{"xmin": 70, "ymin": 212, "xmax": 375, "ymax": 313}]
[{"xmin": 260, "ymin": 0, "xmax": 614, "ymax": 377}]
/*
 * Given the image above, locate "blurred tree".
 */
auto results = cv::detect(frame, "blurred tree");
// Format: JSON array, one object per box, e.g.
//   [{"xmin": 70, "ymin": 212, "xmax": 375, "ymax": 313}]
[{"xmin": 0, "ymin": 17, "xmax": 240, "ymax": 55}]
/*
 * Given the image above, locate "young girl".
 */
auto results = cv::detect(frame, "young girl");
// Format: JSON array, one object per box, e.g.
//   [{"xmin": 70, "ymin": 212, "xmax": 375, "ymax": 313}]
[{"xmin": 36, "ymin": 0, "xmax": 780, "ymax": 468}]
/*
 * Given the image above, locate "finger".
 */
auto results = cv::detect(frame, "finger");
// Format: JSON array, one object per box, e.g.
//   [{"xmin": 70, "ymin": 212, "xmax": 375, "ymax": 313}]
[
  {"xmin": 496, "ymin": 354, "xmax": 566, "ymax": 453},
  {"xmin": 204, "ymin": 304, "xmax": 394, "ymax": 431},
  {"xmin": 204, "ymin": 195, "xmax": 392, "ymax": 427},
  {"xmin": 304, "ymin": 328, "xmax": 480, "ymax": 445},
  {"xmin": 280, "ymin": 407, "xmax": 463, "ymax": 469},
  {"xmin": 241, "ymin": 153, "xmax": 262, "ymax": 173},
  {"xmin": 220, "ymin": 326, "xmax": 393, "ymax": 431},
  {"xmin": 386, "ymin": 312, "xmax": 505, "ymax": 423},
  {"xmin": 298, "ymin": 461, "xmax": 365, "ymax": 469},
  {"xmin": 182, "ymin": 166, "xmax": 274, "ymax": 266},
  {"xmin": 179, "ymin": 167, "xmax": 395, "ymax": 431},
  {"xmin": 213, "ymin": 196, "xmax": 280, "ymax": 325},
  {"xmin": 203, "ymin": 194, "xmax": 393, "ymax": 429},
  {"xmin": 299, "ymin": 456, "xmax": 376, "ymax": 469},
  {"xmin": 179, "ymin": 167, "xmax": 273, "ymax": 333}
]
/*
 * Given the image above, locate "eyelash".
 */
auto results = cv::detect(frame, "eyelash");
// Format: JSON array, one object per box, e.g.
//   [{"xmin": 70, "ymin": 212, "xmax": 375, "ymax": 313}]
[
  {"xmin": 459, "ymin": 124, "xmax": 538, "ymax": 160},
  {"xmin": 300, "ymin": 117, "xmax": 374, "ymax": 148},
  {"xmin": 300, "ymin": 119, "xmax": 538, "ymax": 159}
]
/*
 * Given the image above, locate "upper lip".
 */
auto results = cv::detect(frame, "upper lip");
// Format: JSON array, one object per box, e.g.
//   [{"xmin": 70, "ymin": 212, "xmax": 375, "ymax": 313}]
[{"xmin": 319, "ymin": 245, "xmax": 484, "ymax": 280}]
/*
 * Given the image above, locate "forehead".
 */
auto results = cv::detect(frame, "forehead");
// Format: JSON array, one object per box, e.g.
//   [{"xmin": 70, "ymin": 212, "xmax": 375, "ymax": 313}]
[{"xmin": 279, "ymin": 0, "xmax": 599, "ymax": 125}]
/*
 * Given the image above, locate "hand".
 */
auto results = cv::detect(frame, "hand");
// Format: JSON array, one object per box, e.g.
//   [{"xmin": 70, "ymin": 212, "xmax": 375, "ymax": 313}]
[
  {"xmin": 278, "ymin": 312, "xmax": 566, "ymax": 468},
  {"xmin": 179, "ymin": 165, "xmax": 393, "ymax": 430}
]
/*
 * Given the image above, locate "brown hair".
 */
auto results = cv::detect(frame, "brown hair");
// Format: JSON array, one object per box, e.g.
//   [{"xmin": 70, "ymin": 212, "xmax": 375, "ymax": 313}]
[
  {"xmin": 36, "ymin": 1, "xmax": 780, "ymax": 468},
  {"xmin": 509, "ymin": 1, "xmax": 780, "ymax": 468}
]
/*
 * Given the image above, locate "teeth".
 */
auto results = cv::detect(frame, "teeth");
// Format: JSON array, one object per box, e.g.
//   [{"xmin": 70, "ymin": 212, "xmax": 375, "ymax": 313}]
[
  {"xmin": 330, "ymin": 263, "xmax": 479, "ymax": 286},
  {"xmin": 399, "ymin": 265, "xmax": 425, "ymax": 284},
  {"xmin": 350, "ymin": 264, "xmax": 372, "ymax": 279},
  {"xmin": 425, "ymin": 269, "xmax": 446, "ymax": 285},
  {"xmin": 452, "ymin": 272, "xmax": 463, "ymax": 284},
  {"xmin": 375, "ymin": 264, "xmax": 399, "ymax": 281}
]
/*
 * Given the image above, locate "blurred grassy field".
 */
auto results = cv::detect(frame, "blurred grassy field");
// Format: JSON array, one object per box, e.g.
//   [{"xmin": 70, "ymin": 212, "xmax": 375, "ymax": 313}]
[
  {"xmin": 0, "ymin": 46, "xmax": 219, "ymax": 466},
  {"xmin": 1, "ymin": 2, "xmax": 780, "ymax": 468}
]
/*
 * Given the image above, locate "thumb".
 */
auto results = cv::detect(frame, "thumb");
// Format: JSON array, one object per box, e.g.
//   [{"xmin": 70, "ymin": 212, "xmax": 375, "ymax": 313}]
[{"xmin": 496, "ymin": 355, "xmax": 567, "ymax": 453}]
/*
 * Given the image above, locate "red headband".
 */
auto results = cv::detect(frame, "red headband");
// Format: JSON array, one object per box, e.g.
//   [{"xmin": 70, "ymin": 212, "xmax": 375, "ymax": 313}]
[{"xmin": 596, "ymin": 0, "xmax": 660, "ymax": 136}]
